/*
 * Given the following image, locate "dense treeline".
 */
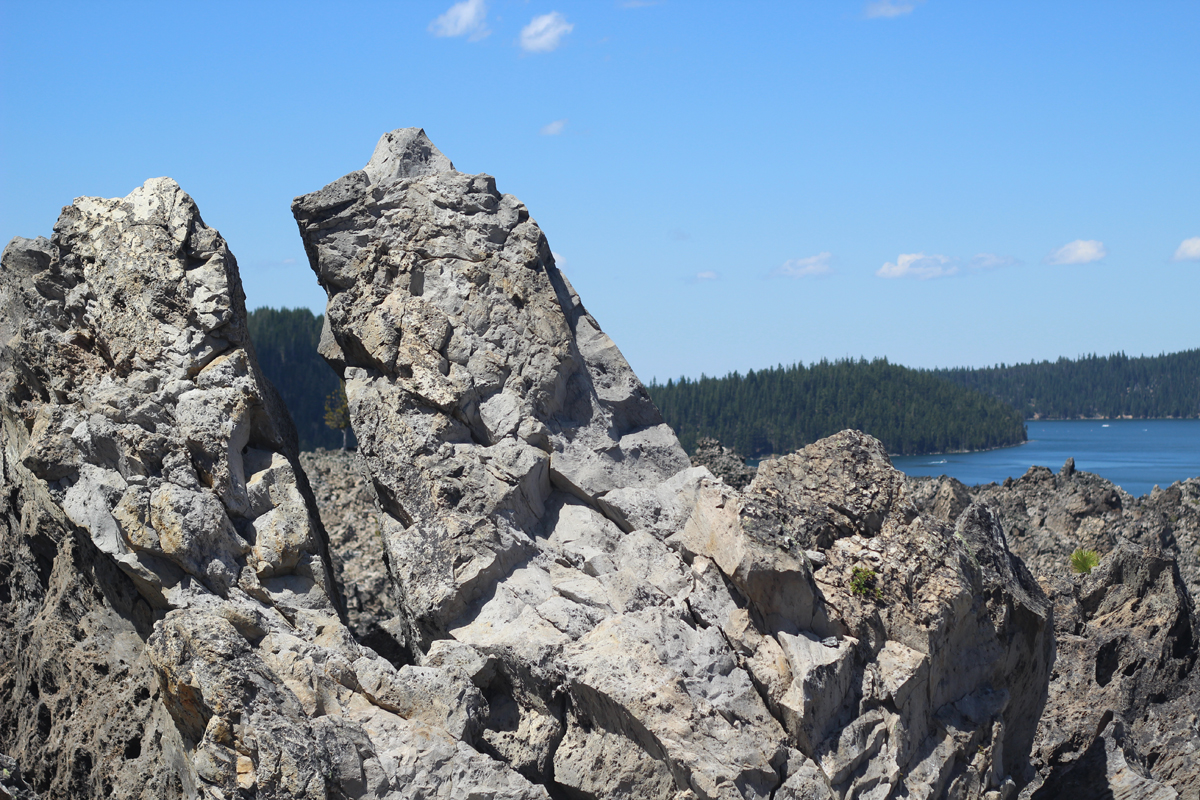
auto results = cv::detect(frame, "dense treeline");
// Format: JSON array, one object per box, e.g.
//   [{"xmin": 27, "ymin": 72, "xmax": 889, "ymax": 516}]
[
  {"xmin": 247, "ymin": 307, "xmax": 350, "ymax": 451},
  {"xmin": 246, "ymin": 302, "xmax": 1197, "ymax": 459},
  {"xmin": 647, "ymin": 359, "xmax": 1027, "ymax": 457},
  {"xmin": 936, "ymin": 350, "xmax": 1200, "ymax": 420}
]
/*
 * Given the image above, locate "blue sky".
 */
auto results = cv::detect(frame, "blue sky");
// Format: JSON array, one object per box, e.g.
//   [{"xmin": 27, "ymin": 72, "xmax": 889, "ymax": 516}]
[{"xmin": 2, "ymin": 1, "xmax": 1197, "ymax": 382}]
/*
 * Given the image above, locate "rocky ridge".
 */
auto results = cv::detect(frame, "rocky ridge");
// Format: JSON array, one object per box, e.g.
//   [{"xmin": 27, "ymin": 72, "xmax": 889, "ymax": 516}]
[
  {"xmin": 910, "ymin": 466, "xmax": 1200, "ymax": 798},
  {"xmin": 0, "ymin": 128, "xmax": 1193, "ymax": 799},
  {"xmin": 907, "ymin": 461, "xmax": 1200, "ymax": 606},
  {"xmin": 289, "ymin": 128, "xmax": 1056, "ymax": 799}
]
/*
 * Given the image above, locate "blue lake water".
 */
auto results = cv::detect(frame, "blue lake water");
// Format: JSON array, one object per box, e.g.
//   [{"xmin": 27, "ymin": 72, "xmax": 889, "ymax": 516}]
[{"xmin": 890, "ymin": 420, "xmax": 1200, "ymax": 498}]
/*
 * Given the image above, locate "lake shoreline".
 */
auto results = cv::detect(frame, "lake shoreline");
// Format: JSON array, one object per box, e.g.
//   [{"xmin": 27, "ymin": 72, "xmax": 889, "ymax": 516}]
[{"xmin": 891, "ymin": 419, "xmax": 1200, "ymax": 497}]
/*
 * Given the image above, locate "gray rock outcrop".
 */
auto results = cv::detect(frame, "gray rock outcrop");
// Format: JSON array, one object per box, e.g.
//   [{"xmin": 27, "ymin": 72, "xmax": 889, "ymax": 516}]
[
  {"xmin": 7, "ymin": 128, "xmax": 1168, "ymax": 800},
  {"xmin": 910, "ymin": 467, "xmax": 1200, "ymax": 798},
  {"xmin": 290, "ymin": 128, "xmax": 1058, "ymax": 799},
  {"xmin": 0, "ymin": 179, "xmax": 550, "ymax": 799}
]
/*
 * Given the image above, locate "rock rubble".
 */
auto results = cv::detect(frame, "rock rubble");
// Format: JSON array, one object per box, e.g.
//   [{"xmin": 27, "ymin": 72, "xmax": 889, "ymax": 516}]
[{"xmin": 689, "ymin": 437, "xmax": 756, "ymax": 490}]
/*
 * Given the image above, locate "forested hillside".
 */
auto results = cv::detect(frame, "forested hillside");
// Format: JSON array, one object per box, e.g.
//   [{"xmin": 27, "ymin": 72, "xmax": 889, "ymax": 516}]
[
  {"xmin": 247, "ymin": 307, "xmax": 348, "ymax": 450},
  {"xmin": 647, "ymin": 359, "xmax": 1027, "ymax": 457},
  {"xmin": 247, "ymin": 304, "xmax": 1195, "ymax": 459},
  {"xmin": 936, "ymin": 350, "xmax": 1200, "ymax": 419}
]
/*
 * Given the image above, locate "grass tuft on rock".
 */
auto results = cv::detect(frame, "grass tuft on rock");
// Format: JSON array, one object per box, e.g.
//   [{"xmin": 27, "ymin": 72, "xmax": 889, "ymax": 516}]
[
  {"xmin": 1070, "ymin": 548, "xmax": 1101, "ymax": 575},
  {"xmin": 850, "ymin": 567, "xmax": 883, "ymax": 600}
]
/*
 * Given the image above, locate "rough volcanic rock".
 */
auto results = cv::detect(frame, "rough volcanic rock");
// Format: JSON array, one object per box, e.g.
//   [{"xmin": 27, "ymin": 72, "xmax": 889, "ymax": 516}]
[
  {"xmin": 299, "ymin": 448, "xmax": 405, "ymax": 664},
  {"xmin": 690, "ymin": 437, "xmax": 756, "ymax": 490},
  {"xmin": 909, "ymin": 463, "xmax": 1200, "ymax": 606},
  {"xmin": 910, "ymin": 467, "xmax": 1200, "ymax": 798},
  {"xmin": 1021, "ymin": 541, "xmax": 1199, "ymax": 799},
  {"xmin": 0, "ymin": 180, "xmax": 549, "ymax": 798},
  {"xmin": 293, "ymin": 128, "xmax": 1057, "ymax": 798}
]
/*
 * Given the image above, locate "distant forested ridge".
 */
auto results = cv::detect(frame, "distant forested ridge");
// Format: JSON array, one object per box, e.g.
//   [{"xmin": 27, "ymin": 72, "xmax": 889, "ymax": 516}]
[
  {"xmin": 247, "ymin": 307, "xmax": 348, "ymax": 451},
  {"xmin": 935, "ymin": 350, "xmax": 1200, "ymax": 420},
  {"xmin": 647, "ymin": 359, "xmax": 1027, "ymax": 457}
]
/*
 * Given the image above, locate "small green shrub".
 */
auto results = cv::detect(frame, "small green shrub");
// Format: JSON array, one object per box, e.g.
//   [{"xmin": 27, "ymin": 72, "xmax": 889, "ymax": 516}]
[
  {"xmin": 1070, "ymin": 548, "xmax": 1101, "ymax": 575},
  {"xmin": 850, "ymin": 567, "xmax": 882, "ymax": 600}
]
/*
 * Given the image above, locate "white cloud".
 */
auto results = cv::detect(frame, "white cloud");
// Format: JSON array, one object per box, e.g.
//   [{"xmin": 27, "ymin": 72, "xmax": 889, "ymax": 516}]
[
  {"xmin": 1045, "ymin": 239, "xmax": 1106, "ymax": 265},
  {"xmin": 429, "ymin": 0, "xmax": 489, "ymax": 40},
  {"xmin": 551, "ymin": 250, "xmax": 566, "ymax": 269},
  {"xmin": 540, "ymin": 119, "xmax": 567, "ymax": 136},
  {"xmin": 695, "ymin": 271, "xmax": 719, "ymax": 282},
  {"xmin": 864, "ymin": 0, "xmax": 917, "ymax": 19},
  {"xmin": 520, "ymin": 12, "xmax": 573, "ymax": 53},
  {"xmin": 967, "ymin": 253, "xmax": 1018, "ymax": 271},
  {"xmin": 876, "ymin": 252, "xmax": 958, "ymax": 280},
  {"xmin": 774, "ymin": 252, "xmax": 833, "ymax": 278},
  {"xmin": 1172, "ymin": 237, "xmax": 1200, "ymax": 262}
]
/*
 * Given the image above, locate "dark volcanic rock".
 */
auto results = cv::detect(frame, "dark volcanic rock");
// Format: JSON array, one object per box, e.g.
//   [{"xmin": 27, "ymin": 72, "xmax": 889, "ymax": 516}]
[
  {"xmin": 909, "ymin": 465, "xmax": 1200, "ymax": 798},
  {"xmin": 909, "ymin": 462, "xmax": 1200, "ymax": 609},
  {"xmin": 299, "ymin": 448, "xmax": 406, "ymax": 664},
  {"xmin": 689, "ymin": 437, "xmax": 756, "ymax": 490}
]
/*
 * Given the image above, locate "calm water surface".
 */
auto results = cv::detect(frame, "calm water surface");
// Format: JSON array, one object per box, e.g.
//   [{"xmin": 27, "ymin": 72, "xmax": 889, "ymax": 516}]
[{"xmin": 890, "ymin": 420, "xmax": 1200, "ymax": 497}]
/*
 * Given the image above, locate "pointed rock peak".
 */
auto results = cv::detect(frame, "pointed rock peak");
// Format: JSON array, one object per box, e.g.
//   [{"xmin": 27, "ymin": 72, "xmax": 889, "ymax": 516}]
[{"xmin": 363, "ymin": 128, "xmax": 454, "ymax": 184}]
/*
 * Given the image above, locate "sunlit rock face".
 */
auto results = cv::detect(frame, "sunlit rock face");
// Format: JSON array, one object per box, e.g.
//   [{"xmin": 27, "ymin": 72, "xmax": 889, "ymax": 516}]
[
  {"xmin": 11, "ymin": 129, "xmax": 1163, "ymax": 799},
  {"xmin": 0, "ymin": 179, "xmax": 550, "ymax": 799},
  {"xmin": 290, "ymin": 128, "xmax": 1057, "ymax": 799}
]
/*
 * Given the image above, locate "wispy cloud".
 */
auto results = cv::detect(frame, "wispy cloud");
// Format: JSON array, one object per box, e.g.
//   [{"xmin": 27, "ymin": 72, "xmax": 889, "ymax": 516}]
[
  {"xmin": 551, "ymin": 250, "xmax": 567, "ymax": 269},
  {"xmin": 694, "ymin": 270, "xmax": 719, "ymax": 282},
  {"xmin": 864, "ymin": 0, "xmax": 918, "ymax": 19},
  {"xmin": 1172, "ymin": 237, "xmax": 1200, "ymax": 262},
  {"xmin": 774, "ymin": 252, "xmax": 833, "ymax": 278},
  {"xmin": 520, "ymin": 12, "xmax": 573, "ymax": 53},
  {"xmin": 967, "ymin": 253, "xmax": 1019, "ymax": 271},
  {"xmin": 540, "ymin": 119, "xmax": 568, "ymax": 136},
  {"xmin": 1045, "ymin": 239, "xmax": 1106, "ymax": 265},
  {"xmin": 429, "ymin": 0, "xmax": 489, "ymax": 40},
  {"xmin": 877, "ymin": 252, "xmax": 958, "ymax": 279}
]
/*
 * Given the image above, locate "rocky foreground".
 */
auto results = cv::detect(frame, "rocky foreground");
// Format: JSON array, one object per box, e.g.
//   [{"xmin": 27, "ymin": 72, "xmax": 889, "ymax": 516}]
[{"xmin": 1, "ymin": 129, "xmax": 1196, "ymax": 799}]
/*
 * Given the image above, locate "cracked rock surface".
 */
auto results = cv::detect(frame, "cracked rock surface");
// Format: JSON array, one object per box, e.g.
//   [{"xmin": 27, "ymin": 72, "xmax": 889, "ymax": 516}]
[
  {"xmin": 0, "ymin": 179, "xmax": 549, "ymax": 799},
  {"xmin": 7, "ymin": 128, "xmax": 1185, "ymax": 800},
  {"xmin": 290, "ymin": 128, "xmax": 1058, "ymax": 799},
  {"xmin": 911, "ymin": 467, "xmax": 1200, "ymax": 798}
]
